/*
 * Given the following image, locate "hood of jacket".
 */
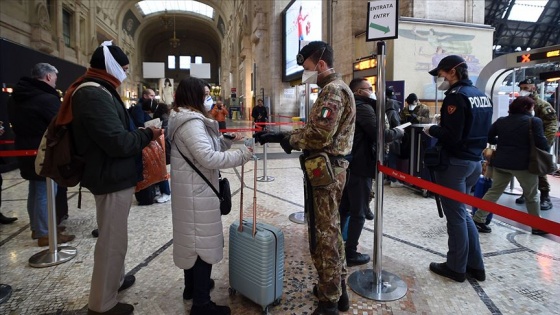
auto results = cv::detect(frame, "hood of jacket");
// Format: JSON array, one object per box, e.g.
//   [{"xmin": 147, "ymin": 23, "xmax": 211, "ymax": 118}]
[
  {"xmin": 12, "ymin": 77, "xmax": 58, "ymax": 103},
  {"xmin": 168, "ymin": 107, "xmax": 220, "ymax": 144}
]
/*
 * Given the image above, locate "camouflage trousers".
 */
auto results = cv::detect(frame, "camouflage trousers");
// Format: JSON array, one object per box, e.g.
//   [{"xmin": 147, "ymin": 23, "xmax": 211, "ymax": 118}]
[
  {"xmin": 538, "ymin": 139, "xmax": 554, "ymax": 193},
  {"xmin": 309, "ymin": 166, "xmax": 348, "ymax": 303}
]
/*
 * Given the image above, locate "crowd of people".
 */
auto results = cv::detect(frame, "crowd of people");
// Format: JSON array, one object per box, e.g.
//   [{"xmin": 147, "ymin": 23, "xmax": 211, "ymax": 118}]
[{"xmin": 1, "ymin": 38, "xmax": 558, "ymax": 315}]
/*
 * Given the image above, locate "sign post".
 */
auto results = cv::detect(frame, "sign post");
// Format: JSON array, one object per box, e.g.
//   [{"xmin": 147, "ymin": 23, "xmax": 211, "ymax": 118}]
[{"xmin": 347, "ymin": 0, "xmax": 407, "ymax": 302}]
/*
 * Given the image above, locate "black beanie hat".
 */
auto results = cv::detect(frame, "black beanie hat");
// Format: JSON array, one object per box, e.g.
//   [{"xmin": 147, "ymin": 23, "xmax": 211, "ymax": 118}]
[
  {"xmin": 406, "ymin": 93, "xmax": 418, "ymax": 103},
  {"xmin": 90, "ymin": 45, "xmax": 129, "ymax": 70}
]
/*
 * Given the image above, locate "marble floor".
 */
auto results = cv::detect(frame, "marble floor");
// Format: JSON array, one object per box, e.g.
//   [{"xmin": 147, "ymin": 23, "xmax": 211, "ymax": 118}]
[{"xmin": 1, "ymin": 121, "xmax": 559, "ymax": 315}]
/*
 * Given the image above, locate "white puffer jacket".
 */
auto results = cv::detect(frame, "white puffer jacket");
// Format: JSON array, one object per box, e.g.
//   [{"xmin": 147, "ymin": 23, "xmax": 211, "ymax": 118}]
[{"xmin": 168, "ymin": 108, "xmax": 252, "ymax": 269}]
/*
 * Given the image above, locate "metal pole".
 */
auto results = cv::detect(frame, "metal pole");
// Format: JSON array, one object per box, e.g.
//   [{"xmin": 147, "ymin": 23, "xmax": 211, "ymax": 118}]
[
  {"xmin": 257, "ymin": 142, "xmax": 274, "ymax": 182},
  {"xmin": 29, "ymin": 178, "xmax": 77, "ymax": 268},
  {"xmin": 348, "ymin": 41, "xmax": 407, "ymax": 301}
]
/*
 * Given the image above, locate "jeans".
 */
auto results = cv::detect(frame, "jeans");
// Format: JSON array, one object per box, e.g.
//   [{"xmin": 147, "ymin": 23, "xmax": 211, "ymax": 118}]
[
  {"xmin": 434, "ymin": 157, "xmax": 484, "ymax": 273},
  {"xmin": 158, "ymin": 180, "xmax": 171, "ymax": 195},
  {"xmin": 27, "ymin": 180, "xmax": 49, "ymax": 238},
  {"xmin": 339, "ymin": 173, "xmax": 371, "ymax": 253}
]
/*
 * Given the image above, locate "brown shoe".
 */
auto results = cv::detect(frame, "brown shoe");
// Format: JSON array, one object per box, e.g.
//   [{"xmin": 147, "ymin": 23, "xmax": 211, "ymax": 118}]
[
  {"xmin": 32, "ymin": 226, "xmax": 67, "ymax": 240},
  {"xmin": 37, "ymin": 233, "xmax": 75, "ymax": 247}
]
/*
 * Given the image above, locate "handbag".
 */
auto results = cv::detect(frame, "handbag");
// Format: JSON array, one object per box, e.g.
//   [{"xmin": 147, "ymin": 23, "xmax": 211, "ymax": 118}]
[
  {"xmin": 423, "ymin": 144, "xmax": 449, "ymax": 171},
  {"xmin": 175, "ymin": 144, "xmax": 232, "ymax": 215},
  {"xmin": 136, "ymin": 134, "xmax": 169, "ymax": 192},
  {"xmin": 528, "ymin": 118, "xmax": 556, "ymax": 176}
]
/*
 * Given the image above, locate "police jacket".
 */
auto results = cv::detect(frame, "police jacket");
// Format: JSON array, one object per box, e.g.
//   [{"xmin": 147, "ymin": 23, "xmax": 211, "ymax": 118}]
[
  {"xmin": 7, "ymin": 77, "xmax": 60, "ymax": 181},
  {"xmin": 428, "ymin": 79, "xmax": 492, "ymax": 161},
  {"xmin": 71, "ymin": 78, "xmax": 152, "ymax": 195},
  {"xmin": 489, "ymin": 114, "xmax": 549, "ymax": 170},
  {"xmin": 348, "ymin": 95, "xmax": 402, "ymax": 177}
]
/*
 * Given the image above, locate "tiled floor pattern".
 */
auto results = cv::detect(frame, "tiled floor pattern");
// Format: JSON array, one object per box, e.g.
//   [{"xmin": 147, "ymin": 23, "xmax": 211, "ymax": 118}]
[{"xmin": 1, "ymin": 133, "xmax": 559, "ymax": 314}]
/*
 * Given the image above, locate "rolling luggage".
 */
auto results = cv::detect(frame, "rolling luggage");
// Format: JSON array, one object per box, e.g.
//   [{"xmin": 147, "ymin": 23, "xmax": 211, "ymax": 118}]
[{"xmin": 229, "ymin": 159, "xmax": 284, "ymax": 314}]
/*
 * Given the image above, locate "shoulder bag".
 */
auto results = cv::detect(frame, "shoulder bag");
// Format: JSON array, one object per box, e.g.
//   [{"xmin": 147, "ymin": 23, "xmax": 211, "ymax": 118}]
[
  {"xmin": 175, "ymin": 144, "xmax": 232, "ymax": 215},
  {"xmin": 528, "ymin": 118, "xmax": 556, "ymax": 176}
]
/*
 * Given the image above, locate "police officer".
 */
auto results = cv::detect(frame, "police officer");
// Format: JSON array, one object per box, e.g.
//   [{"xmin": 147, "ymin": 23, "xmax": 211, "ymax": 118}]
[
  {"xmin": 424, "ymin": 55, "xmax": 492, "ymax": 282},
  {"xmin": 515, "ymin": 78, "xmax": 558, "ymax": 210},
  {"xmin": 255, "ymin": 41, "xmax": 355, "ymax": 315}
]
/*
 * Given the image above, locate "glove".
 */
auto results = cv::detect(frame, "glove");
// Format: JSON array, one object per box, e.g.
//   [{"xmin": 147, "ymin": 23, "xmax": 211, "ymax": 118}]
[
  {"xmin": 253, "ymin": 131, "xmax": 286, "ymax": 145},
  {"xmin": 423, "ymin": 125, "xmax": 433, "ymax": 137},
  {"xmin": 280, "ymin": 136, "xmax": 293, "ymax": 154},
  {"xmin": 392, "ymin": 127, "xmax": 405, "ymax": 139}
]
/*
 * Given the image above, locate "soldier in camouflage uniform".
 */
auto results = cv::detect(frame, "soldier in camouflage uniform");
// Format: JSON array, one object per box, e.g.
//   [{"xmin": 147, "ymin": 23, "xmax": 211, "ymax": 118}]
[
  {"xmin": 400, "ymin": 93, "xmax": 431, "ymax": 124},
  {"xmin": 255, "ymin": 41, "xmax": 355, "ymax": 315},
  {"xmin": 515, "ymin": 78, "xmax": 558, "ymax": 210}
]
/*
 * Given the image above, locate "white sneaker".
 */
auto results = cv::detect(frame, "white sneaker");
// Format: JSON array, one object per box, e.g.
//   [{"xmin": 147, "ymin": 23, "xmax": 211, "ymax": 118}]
[
  {"xmin": 390, "ymin": 181, "xmax": 404, "ymax": 188},
  {"xmin": 156, "ymin": 194, "xmax": 171, "ymax": 203}
]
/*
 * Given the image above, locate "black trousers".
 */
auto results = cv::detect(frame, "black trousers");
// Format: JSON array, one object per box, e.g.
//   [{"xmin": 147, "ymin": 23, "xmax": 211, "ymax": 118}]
[
  {"xmin": 184, "ymin": 256, "xmax": 213, "ymax": 306},
  {"xmin": 339, "ymin": 173, "xmax": 372, "ymax": 253}
]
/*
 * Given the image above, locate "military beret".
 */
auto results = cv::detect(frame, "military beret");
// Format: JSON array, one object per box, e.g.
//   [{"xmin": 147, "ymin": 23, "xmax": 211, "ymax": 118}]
[
  {"xmin": 90, "ymin": 44, "xmax": 129, "ymax": 70},
  {"xmin": 297, "ymin": 41, "xmax": 329, "ymax": 66},
  {"xmin": 429, "ymin": 55, "xmax": 467, "ymax": 76},
  {"xmin": 518, "ymin": 78, "xmax": 537, "ymax": 86}
]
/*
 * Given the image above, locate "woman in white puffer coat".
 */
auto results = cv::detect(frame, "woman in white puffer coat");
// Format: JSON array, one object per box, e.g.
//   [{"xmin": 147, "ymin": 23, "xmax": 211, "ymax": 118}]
[{"xmin": 167, "ymin": 77, "xmax": 253, "ymax": 315}]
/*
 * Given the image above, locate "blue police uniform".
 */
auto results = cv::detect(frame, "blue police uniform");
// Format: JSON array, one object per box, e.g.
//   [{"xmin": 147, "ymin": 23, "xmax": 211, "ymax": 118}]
[{"xmin": 427, "ymin": 79, "xmax": 492, "ymax": 274}]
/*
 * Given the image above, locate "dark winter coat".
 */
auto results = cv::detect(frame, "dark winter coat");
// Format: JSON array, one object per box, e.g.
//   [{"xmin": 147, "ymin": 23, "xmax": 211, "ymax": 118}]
[{"xmin": 7, "ymin": 77, "xmax": 60, "ymax": 181}]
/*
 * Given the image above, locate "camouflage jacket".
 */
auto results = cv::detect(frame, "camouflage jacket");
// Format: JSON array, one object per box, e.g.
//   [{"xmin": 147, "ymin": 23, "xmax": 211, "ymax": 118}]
[
  {"xmin": 400, "ymin": 103, "xmax": 431, "ymax": 124},
  {"xmin": 531, "ymin": 92, "xmax": 558, "ymax": 143},
  {"xmin": 289, "ymin": 73, "xmax": 356, "ymax": 156}
]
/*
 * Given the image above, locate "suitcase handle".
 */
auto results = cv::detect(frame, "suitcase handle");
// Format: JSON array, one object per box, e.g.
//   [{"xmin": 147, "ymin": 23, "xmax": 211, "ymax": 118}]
[{"xmin": 238, "ymin": 158, "xmax": 258, "ymax": 237}]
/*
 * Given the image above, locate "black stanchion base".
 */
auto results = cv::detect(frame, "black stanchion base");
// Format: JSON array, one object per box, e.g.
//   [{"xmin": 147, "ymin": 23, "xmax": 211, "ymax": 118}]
[
  {"xmin": 0, "ymin": 284, "xmax": 12, "ymax": 304},
  {"xmin": 288, "ymin": 211, "xmax": 305, "ymax": 224},
  {"xmin": 348, "ymin": 269, "xmax": 407, "ymax": 301}
]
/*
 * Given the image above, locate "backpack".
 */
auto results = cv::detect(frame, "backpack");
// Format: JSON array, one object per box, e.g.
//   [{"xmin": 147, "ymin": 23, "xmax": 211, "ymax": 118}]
[{"xmin": 35, "ymin": 82, "xmax": 100, "ymax": 187}]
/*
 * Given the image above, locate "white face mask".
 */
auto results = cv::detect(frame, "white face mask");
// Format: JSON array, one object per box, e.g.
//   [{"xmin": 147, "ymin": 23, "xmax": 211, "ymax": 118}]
[
  {"xmin": 437, "ymin": 76, "xmax": 450, "ymax": 91},
  {"xmin": 368, "ymin": 91, "xmax": 377, "ymax": 100},
  {"xmin": 409, "ymin": 104, "xmax": 417, "ymax": 111},
  {"xmin": 530, "ymin": 110, "xmax": 535, "ymax": 116},
  {"xmin": 519, "ymin": 90, "xmax": 531, "ymax": 97},
  {"xmin": 302, "ymin": 70, "xmax": 318, "ymax": 84},
  {"xmin": 101, "ymin": 43, "xmax": 127, "ymax": 83},
  {"xmin": 204, "ymin": 96, "xmax": 213, "ymax": 111}
]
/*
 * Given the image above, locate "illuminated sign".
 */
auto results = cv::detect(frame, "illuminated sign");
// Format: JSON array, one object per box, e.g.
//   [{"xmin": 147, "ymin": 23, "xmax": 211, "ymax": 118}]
[
  {"xmin": 354, "ymin": 58, "xmax": 377, "ymax": 71},
  {"xmin": 517, "ymin": 49, "xmax": 560, "ymax": 63}
]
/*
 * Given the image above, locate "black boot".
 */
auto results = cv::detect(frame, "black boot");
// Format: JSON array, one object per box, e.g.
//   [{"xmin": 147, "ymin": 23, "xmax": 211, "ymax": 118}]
[
  {"xmin": 346, "ymin": 250, "xmax": 370, "ymax": 267},
  {"xmin": 312, "ymin": 280, "xmax": 349, "ymax": 312},
  {"xmin": 515, "ymin": 195, "xmax": 525, "ymax": 204},
  {"xmin": 0, "ymin": 212, "xmax": 17, "ymax": 224},
  {"xmin": 312, "ymin": 301, "xmax": 339, "ymax": 315},
  {"xmin": 540, "ymin": 191, "xmax": 553, "ymax": 210},
  {"xmin": 190, "ymin": 301, "xmax": 231, "ymax": 315}
]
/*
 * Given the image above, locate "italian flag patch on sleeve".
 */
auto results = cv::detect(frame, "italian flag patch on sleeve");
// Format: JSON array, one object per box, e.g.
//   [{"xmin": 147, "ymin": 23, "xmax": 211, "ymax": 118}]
[{"xmin": 321, "ymin": 107, "xmax": 332, "ymax": 118}]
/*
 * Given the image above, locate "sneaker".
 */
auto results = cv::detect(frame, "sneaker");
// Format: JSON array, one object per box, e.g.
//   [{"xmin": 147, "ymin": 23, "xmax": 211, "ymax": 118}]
[
  {"xmin": 474, "ymin": 221, "xmax": 492, "ymax": 233},
  {"xmin": 365, "ymin": 208, "xmax": 374, "ymax": 221},
  {"xmin": 156, "ymin": 193, "xmax": 171, "ymax": 203},
  {"xmin": 429, "ymin": 262, "xmax": 465, "ymax": 282},
  {"xmin": 183, "ymin": 279, "xmax": 215, "ymax": 300},
  {"xmin": 515, "ymin": 196, "xmax": 525, "ymax": 204},
  {"xmin": 531, "ymin": 228, "xmax": 549, "ymax": 235},
  {"xmin": 390, "ymin": 181, "xmax": 404, "ymax": 188},
  {"xmin": 540, "ymin": 197, "xmax": 553, "ymax": 211},
  {"xmin": 37, "ymin": 233, "xmax": 75, "ymax": 247},
  {"xmin": 87, "ymin": 302, "xmax": 134, "ymax": 315},
  {"xmin": 383, "ymin": 179, "xmax": 391, "ymax": 185},
  {"xmin": 346, "ymin": 251, "xmax": 370, "ymax": 267},
  {"xmin": 466, "ymin": 266, "xmax": 486, "ymax": 281},
  {"xmin": 118, "ymin": 275, "xmax": 135, "ymax": 292},
  {"xmin": 190, "ymin": 301, "xmax": 231, "ymax": 315}
]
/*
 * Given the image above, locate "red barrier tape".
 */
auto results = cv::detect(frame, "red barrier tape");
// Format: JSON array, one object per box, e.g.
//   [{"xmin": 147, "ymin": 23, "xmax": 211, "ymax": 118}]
[
  {"xmin": 0, "ymin": 140, "xmax": 15, "ymax": 144},
  {"xmin": 219, "ymin": 127, "xmax": 260, "ymax": 133},
  {"xmin": 271, "ymin": 114, "xmax": 297, "ymax": 119},
  {"xmin": 0, "ymin": 150, "xmax": 37, "ymax": 157},
  {"xmin": 255, "ymin": 122, "xmax": 304, "ymax": 126},
  {"xmin": 378, "ymin": 163, "xmax": 560, "ymax": 236}
]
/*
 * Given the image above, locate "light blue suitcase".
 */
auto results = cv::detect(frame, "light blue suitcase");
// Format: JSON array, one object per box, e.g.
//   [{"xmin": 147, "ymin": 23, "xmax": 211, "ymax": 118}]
[{"xmin": 228, "ymin": 160, "xmax": 284, "ymax": 314}]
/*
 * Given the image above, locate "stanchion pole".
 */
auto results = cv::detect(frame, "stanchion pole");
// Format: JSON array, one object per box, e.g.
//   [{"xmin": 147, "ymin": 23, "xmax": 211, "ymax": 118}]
[
  {"xmin": 257, "ymin": 143, "xmax": 274, "ymax": 182},
  {"xmin": 348, "ymin": 41, "xmax": 407, "ymax": 301},
  {"xmin": 28, "ymin": 178, "xmax": 77, "ymax": 268}
]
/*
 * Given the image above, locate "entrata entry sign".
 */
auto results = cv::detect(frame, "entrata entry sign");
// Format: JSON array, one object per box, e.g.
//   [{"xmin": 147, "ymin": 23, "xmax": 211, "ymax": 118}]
[{"xmin": 366, "ymin": 0, "xmax": 399, "ymax": 41}]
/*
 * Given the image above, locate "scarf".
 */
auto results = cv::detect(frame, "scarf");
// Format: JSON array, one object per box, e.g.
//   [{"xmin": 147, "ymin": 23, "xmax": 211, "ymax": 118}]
[{"xmin": 55, "ymin": 68, "xmax": 121, "ymax": 126}]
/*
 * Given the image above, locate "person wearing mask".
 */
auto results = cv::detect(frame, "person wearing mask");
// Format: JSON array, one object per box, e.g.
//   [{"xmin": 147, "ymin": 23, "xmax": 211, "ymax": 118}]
[
  {"xmin": 514, "ymin": 78, "xmax": 558, "ymax": 210},
  {"xmin": 252, "ymin": 98, "xmax": 268, "ymax": 124},
  {"xmin": 400, "ymin": 93, "xmax": 430, "ymax": 124},
  {"xmin": 340, "ymin": 78, "xmax": 404, "ymax": 267},
  {"xmin": 424, "ymin": 55, "xmax": 492, "ymax": 283},
  {"xmin": 255, "ymin": 41, "xmax": 355, "ymax": 315},
  {"xmin": 472, "ymin": 96, "xmax": 549, "ymax": 235},
  {"xmin": 130, "ymin": 89, "xmax": 155, "ymax": 128},
  {"xmin": 210, "ymin": 100, "xmax": 229, "ymax": 130},
  {"xmin": 153, "ymin": 102, "xmax": 172, "ymax": 203},
  {"xmin": 385, "ymin": 87, "xmax": 403, "ymax": 187},
  {"xmin": 168, "ymin": 77, "xmax": 253, "ymax": 315},
  {"xmin": 7, "ymin": 63, "xmax": 75, "ymax": 246},
  {"xmin": 204, "ymin": 83, "xmax": 214, "ymax": 112},
  {"xmin": 61, "ymin": 41, "xmax": 163, "ymax": 315}
]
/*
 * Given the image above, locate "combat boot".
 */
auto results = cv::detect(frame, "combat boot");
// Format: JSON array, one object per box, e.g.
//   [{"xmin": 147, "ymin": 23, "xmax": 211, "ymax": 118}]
[
  {"xmin": 312, "ymin": 280, "xmax": 349, "ymax": 312},
  {"xmin": 540, "ymin": 192, "xmax": 553, "ymax": 210},
  {"xmin": 312, "ymin": 301, "xmax": 338, "ymax": 315}
]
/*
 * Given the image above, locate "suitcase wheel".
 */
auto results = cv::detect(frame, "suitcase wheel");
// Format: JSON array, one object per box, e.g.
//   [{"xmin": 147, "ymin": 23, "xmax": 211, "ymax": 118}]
[
  {"xmin": 228, "ymin": 287, "xmax": 236, "ymax": 296},
  {"xmin": 273, "ymin": 298, "xmax": 281, "ymax": 306}
]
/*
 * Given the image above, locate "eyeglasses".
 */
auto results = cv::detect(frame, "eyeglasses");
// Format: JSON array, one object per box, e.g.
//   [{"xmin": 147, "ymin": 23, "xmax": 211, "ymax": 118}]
[{"xmin": 359, "ymin": 87, "xmax": 373, "ymax": 92}]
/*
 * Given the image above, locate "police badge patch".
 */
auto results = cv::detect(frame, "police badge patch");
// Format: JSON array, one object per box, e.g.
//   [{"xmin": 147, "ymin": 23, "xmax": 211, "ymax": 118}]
[{"xmin": 447, "ymin": 105, "xmax": 457, "ymax": 114}]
